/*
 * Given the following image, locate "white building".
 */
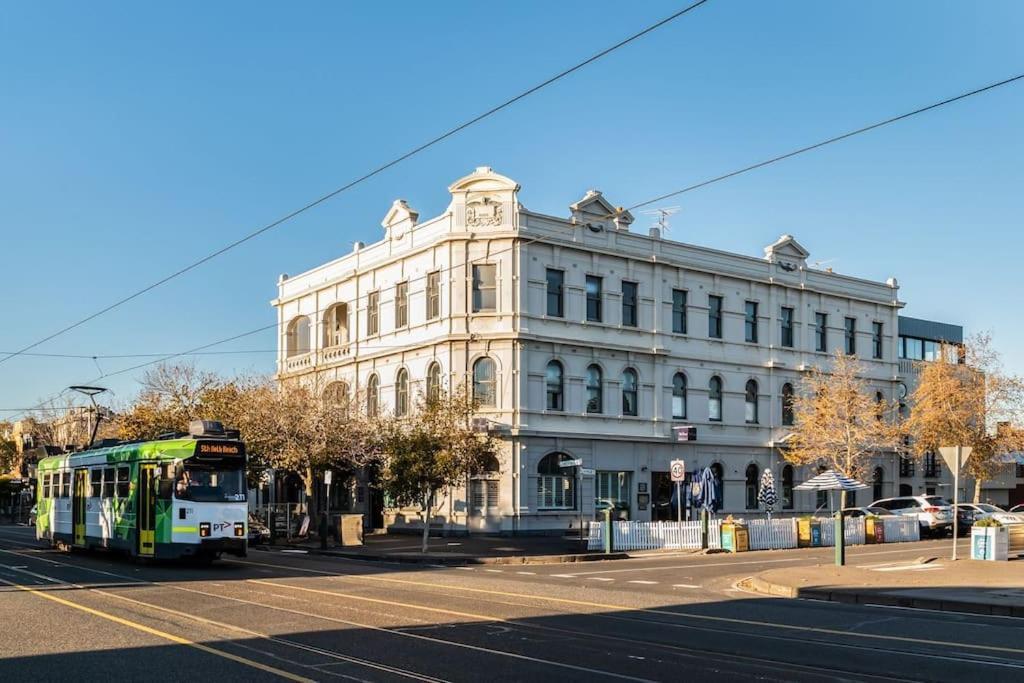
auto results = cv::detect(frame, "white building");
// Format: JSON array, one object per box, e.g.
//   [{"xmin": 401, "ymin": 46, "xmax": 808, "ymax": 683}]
[{"xmin": 273, "ymin": 167, "xmax": 972, "ymax": 533}]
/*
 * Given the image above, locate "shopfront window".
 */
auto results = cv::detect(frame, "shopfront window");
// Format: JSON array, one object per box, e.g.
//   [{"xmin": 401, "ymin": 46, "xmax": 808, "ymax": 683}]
[{"xmin": 596, "ymin": 471, "xmax": 631, "ymax": 520}]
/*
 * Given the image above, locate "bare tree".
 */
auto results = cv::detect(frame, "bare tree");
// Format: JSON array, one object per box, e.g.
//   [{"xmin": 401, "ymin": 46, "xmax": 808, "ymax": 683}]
[{"xmin": 904, "ymin": 333, "xmax": 1024, "ymax": 502}]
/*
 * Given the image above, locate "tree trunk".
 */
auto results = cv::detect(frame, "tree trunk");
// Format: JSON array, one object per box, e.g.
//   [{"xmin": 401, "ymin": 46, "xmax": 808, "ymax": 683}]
[
  {"xmin": 303, "ymin": 466, "xmax": 316, "ymax": 517},
  {"xmin": 421, "ymin": 489, "xmax": 433, "ymax": 553},
  {"xmin": 973, "ymin": 477, "xmax": 983, "ymax": 504}
]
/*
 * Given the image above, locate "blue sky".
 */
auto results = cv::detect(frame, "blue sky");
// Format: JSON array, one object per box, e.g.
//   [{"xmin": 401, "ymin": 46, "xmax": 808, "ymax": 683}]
[{"xmin": 2, "ymin": 1, "xmax": 1022, "ymax": 414}]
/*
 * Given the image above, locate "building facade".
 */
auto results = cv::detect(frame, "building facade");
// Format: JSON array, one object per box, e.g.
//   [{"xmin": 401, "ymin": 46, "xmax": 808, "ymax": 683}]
[{"xmin": 273, "ymin": 167, "xmax": 968, "ymax": 533}]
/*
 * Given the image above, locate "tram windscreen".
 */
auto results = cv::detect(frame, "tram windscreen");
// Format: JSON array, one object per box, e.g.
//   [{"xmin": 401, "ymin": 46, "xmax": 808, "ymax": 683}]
[{"xmin": 175, "ymin": 461, "xmax": 246, "ymax": 502}]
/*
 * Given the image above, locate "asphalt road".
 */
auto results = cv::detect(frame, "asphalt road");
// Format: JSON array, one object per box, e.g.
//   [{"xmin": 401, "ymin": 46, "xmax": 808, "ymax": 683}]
[{"xmin": 0, "ymin": 524, "xmax": 1019, "ymax": 682}]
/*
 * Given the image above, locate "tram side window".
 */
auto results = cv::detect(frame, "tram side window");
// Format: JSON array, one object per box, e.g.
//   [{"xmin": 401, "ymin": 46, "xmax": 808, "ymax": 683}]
[
  {"xmin": 116, "ymin": 467, "xmax": 130, "ymax": 498},
  {"xmin": 90, "ymin": 469, "xmax": 102, "ymax": 497},
  {"xmin": 42, "ymin": 473, "xmax": 51, "ymax": 499},
  {"xmin": 102, "ymin": 468, "xmax": 115, "ymax": 498},
  {"xmin": 60, "ymin": 472, "xmax": 70, "ymax": 498}
]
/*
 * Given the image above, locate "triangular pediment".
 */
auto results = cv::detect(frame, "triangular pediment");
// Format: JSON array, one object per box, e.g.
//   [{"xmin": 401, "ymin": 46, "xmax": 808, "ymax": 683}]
[
  {"xmin": 570, "ymin": 190, "xmax": 633, "ymax": 229},
  {"xmin": 764, "ymin": 234, "xmax": 810, "ymax": 268}
]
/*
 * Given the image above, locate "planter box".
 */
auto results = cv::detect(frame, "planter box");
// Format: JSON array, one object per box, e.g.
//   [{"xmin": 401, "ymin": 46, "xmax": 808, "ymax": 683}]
[{"xmin": 971, "ymin": 526, "xmax": 1009, "ymax": 561}]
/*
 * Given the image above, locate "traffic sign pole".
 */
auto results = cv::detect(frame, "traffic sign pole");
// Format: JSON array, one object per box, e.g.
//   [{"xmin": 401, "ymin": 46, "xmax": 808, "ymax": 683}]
[
  {"xmin": 939, "ymin": 446, "xmax": 972, "ymax": 562},
  {"xmin": 670, "ymin": 460, "xmax": 685, "ymax": 525}
]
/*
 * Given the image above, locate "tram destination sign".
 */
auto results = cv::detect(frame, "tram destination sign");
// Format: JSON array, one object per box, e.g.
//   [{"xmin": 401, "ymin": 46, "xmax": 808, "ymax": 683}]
[{"xmin": 196, "ymin": 441, "xmax": 246, "ymax": 458}]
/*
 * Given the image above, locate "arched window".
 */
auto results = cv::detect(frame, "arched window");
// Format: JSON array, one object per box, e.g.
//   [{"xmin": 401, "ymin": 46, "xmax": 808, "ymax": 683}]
[
  {"xmin": 708, "ymin": 376, "xmax": 723, "ymax": 422},
  {"xmin": 546, "ymin": 361, "xmax": 564, "ymax": 411},
  {"xmin": 873, "ymin": 467, "xmax": 884, "ymax": 502},
  {"xmin": 816, "ymin": 465, "xmax": 828, "ymax": 510},
  {"xmin": 745, "ymin": 463, "xmax": 759, "ymax": 509},
  {"xmin": 473, "ymin": 358, "xmax": 496, "ymax": 407},
  {"xmin": 286, "ymin": 316, "xmax": 311, "ymax": 357},
  {"xmin": 621, "ymin": 368, "xmax": 638, "ymax": 416},
  {"xmin": 781, "ymin": 383, "xmax": 795, "ymax": 426},
  {"xmin": 585, "ymin": 365, "xmax": 602, "ymax": 414},
  {"xmin": 426, "ymin": 362, "xmax": 442, "ymax": 402},
  {"xmin": 470, "ymin": 452, "xmax": 501, "ymax": 513},
  {"xmin": 711, "ymin": 463, "xmax": 724, "ymax": 511},
  {"xmin": 782, "ymin": 465, "xmax": 794, "ymax": 510},
  {"xmin": 745, "ymin": 380, "xmax": 759, "ymax": 424},
  {"xmin": 322, "ymin": 381, "xmax": 350, "ymax": 415},
  {"xmin": 899, "ymin": 483, "xmax": 913, "ymax": 496},
  {"xmin": 366, "ymin": 374, "xmax": 379, "ymax": 417},
  {"xmin": 671, "ymin": 373, "xmax": 687, "ymax": 419},
  {"xmin": 395, "ymin": 369, "xmax": 410, "ymax": 417},
  {"xmin": 323, "ymin": 303, "xmax": 348, "ymax": 348},
  {"xmin": 537, "ymin": 452, "xmax": 575, "ymax": 510}
]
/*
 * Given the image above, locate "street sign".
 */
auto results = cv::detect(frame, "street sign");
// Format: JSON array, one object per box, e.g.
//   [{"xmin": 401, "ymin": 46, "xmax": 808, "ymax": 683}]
[
  {"xmin": 324, "ymin": 470, "xmax": 333, "ymax": 485},
  {"xmin": 580, "ymin": 468, "xmax": 596, "ymax": 476},
  {"xmin": 938, "ymin": 446, "xmax": 972, "ymax": 471},
  {"xmin": 670, "ymin": 459, "xmax": 686, "ymax": 482},
  {"xmin": 559, "ymin": 458, "xmax": 584, "ymax": 468}
]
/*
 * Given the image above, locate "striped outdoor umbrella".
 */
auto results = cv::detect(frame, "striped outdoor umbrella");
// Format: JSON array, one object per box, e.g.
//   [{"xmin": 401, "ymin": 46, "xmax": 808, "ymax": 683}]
[
  {"xmin": 758, "ymin": 468, "xmax": 777, "ymax": 512},
  {"xmin": 793, "ymin": 469, "xmax": 869, "ymax": 491}
]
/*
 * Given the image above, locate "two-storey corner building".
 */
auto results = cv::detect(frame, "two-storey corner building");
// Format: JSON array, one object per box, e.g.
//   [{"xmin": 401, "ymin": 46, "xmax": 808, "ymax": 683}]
[{"xmin": 271, "ymin": 166, "xmax": 957, "ymax": 534}]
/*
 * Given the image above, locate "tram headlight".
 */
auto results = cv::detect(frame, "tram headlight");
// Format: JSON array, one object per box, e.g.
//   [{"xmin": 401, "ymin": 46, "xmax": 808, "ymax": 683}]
[
  {"xmin": 200, "ymin": 522, "xmax": 211, "ymax": 538},
  {"xmin": 234, "ymin": 522, "xmax": 245, "ymax": 537}
]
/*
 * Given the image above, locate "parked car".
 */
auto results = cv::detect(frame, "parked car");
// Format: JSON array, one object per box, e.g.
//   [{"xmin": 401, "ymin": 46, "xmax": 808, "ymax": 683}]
[
  {"xmin": 247, "ymin": 513, "xmax": 271, "ymax": 545},
  {"xmin": 870, "ymin": 495, "xmax": 953, "ymax": 536},
  {"xmin": 955, "ymin": 502, "xmax": 1024, "ymax": 527},
  {"xmin": 842, "ymin": 506, "xmax": 896, "ymax": 518},
  {"xmin": 1010, "ymin": 504, "xmax": 1024, "ymax": 514}
]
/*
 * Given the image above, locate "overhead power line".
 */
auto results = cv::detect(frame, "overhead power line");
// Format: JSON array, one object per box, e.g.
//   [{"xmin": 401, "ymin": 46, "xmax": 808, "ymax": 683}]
[{"xmin": 0, "ymin": 1, "xmax": 712, "ymax": 370}]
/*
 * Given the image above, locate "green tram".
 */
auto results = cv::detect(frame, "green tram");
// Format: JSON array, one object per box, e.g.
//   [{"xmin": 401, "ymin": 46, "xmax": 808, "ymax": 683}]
[{"xmin": 35, "ymin": 421, "xmax": 248, "ymax": 560}]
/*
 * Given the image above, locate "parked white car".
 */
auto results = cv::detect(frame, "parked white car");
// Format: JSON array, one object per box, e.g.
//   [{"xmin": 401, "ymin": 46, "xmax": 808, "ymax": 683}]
[
  {"xmin": 870, "ymin": 495, "xmax": 953, "ymax": 536},
  {"xmin": 955, "ymin": 502, "xmax": 1024, "ymax": 526}
]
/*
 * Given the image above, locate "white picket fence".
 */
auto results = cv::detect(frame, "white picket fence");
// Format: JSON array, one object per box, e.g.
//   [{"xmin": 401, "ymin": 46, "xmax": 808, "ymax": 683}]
[{"xmin": 589, "ymin": 515, "xmax": 919, "ymax": 552}]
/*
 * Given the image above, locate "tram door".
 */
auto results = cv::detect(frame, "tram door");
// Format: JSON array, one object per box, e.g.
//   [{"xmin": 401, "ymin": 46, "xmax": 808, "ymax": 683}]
[
  {"xmin": 72, "ymin": 468, "xmax": 88, "ymax": 546},
  {"xmin": 138, "ymin": 464, "xmax": 157, "ymax": 557}
]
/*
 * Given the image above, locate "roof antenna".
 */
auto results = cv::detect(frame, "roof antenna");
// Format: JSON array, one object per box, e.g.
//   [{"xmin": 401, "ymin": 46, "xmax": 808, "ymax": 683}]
[
  {"xmin": 69, "ymin": 385, "xmax": 108, "ymax": 448},
  {"xmin": 640, "ymin": 206, "xmax": 680, "ymax": 237}
]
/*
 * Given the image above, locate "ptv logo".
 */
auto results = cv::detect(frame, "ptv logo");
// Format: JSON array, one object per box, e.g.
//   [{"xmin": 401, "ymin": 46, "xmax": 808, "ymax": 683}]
[{"xmin": 212, "ymin": 522, "xmax": 233, "ymax": 532}]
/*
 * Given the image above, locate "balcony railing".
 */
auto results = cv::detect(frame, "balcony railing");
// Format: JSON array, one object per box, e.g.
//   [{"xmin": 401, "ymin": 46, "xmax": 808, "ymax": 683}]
[
  {"xmin": 282, "ymin": 352, "xmax": 313, "ymax": 373},
  {"xmin": 321, "ymin": 344, "xmax": 351, "ymax": 364},
  {"xmin": 898, "ymin": 359, "xmax": 918, "ymax": 376}
]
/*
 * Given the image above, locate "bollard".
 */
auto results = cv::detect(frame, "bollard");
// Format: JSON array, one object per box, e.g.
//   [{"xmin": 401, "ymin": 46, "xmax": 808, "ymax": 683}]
[
  {"xmin": 603, "ymin": 508, "xmax": 613, "ymax": 554},
  {"xmin": 834, "ymin": 510, "xmax": 846, "ymax": 566},
  {"xmin": 701, "ymin": 508, "xmax": 709, "ymax": 550}
]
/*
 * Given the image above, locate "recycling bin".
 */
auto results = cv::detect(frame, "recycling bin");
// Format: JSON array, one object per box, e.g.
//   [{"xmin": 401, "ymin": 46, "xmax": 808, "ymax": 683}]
[{"xmin": 721, "ymin": 522, "xmax": 750, "ymax": 553}]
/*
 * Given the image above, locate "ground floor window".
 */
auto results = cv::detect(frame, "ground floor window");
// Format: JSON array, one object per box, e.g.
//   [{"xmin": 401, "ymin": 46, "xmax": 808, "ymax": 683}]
[
  {"xmin": 595, "ymin": 471, "xmax": 631, "ymax": 520},
  {"xmin": 470, "ymin": 478, "xmax": 500, "ymax": 511},
  {"xmin": 537, "ymin": 452, "xmax": 575, "ymax": 510}
]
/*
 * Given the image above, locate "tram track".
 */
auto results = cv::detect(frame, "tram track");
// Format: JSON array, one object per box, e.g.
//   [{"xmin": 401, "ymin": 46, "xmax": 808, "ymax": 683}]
[{"xmin": 0, "ymin": 535, "xmax": 982, "ymax": 682}]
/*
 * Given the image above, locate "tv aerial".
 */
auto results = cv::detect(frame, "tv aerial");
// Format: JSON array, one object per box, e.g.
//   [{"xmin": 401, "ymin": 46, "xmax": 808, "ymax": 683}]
[{"xmin": 640, "ymin": 206, "xmax": 681, "ymax": 237}]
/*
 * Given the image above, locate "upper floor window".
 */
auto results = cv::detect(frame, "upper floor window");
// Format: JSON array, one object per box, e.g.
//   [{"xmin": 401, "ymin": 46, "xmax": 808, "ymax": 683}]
[
  {"xmin": 546, "ymin": 361, "xmax": 564, "ymax": 411},
  {"xmin": 780, "ymin": 306, "xmax": 794, "ymax": 348},
  {"xmin": 323, "ymin": 381, "xmax": 350, "ymax": 416},
  {"xmin": 745, "ymin": 301, "xmax": 758, "ymax": 343},
  {"xmin": 708, "ymin": 376, "xmax": 723, "ymax": 421},
  {"xmin": 586, "ymin": 365, "xmax": 602, "ymax": 414},
  {"xmin": 781, "ymin": 383, "xmax": 795, "ymax": 426},
  {"xmin": 472, "ymin": 264, "xmax": 496, "ymax": 312},
  {"xmin": 367, "ymin": 292, "xmax": 380, "ymax": 336},
  {"xmin": 366, "ymin": 374, "xmax": 379, "ymax": 417},
  {"xmin": 672, "ymin": 372, "xmax": 687, "ymax": 419},
  {"xmin": 586, "ymin": 276, "xmax": 602, "ymax": 322},
  {"xmin": 395, "ymin": 369, "xmax": 410, "ymax": 417},
  {"xmin": 621, "ymin": 281, "xmax": 638, "ymax": 327},
  {"xmin": 286, "ymin": 316, "xmax": 311, "ymax": 357},
  {"xmin": 745, "ymin": 379, "xmax": 759, "ymax": 424},
  {"xmin": 845, "ymin": 317, "xmax": 856, "ymax": 355},
  {"xmin": 872, "ymin": 321, "xmax": 883, "ymax": 359},
  {"xmin": 426, "ymin": 271, "xmax": 441, "ymax": 320},
  {"xmin": 473, "ymin": 358, "xmax": 497, "ymax": 408},
  {"xmin": 546, "ymin": 269, "xmax": 564, "ymax": 317},
  {"xmin": 708, "ymin": 295, "xmax": 723, "ymax": 339},
  {"xmin": 621, "ymin": 368, "xmax": 638, "ymax": 416},
  {"xmin": 395, "ymin": 282, "xmax": 409, "ymax": 328},
  {"xmin": 426, "ymin": 362, "xmax": 442, "ymax": 402},
  {"xmin": 672, "ymin": 289, "xmax": 687, "ymax": 334},
  {"xmin": 815, "ymin": 312, "xmax": 827, "ymax": 352},
  {"xmin": 324, "ymin": 303, "xmax": 348, "ymax": 348}
]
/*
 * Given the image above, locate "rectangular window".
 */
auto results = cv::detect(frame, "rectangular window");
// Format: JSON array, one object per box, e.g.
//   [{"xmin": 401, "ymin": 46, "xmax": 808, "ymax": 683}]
[
  {"xmin": 395, "ymin": 282, "xmax": 408, "ymax": 328},
  {"xmin": 745, "ymin": 301, "xmax": 758, "ymax": 343},
  {"xmin": 585, "ymin": 276, "xmax": 602, "ymax": 322},
  {"xmin": 116, "ymin": 466, "xmax": 130, "ymax": 498},
  {"xmin": 780, "ymin": 306, "xmax": 794, "ymax": 348},
  {"xmin": 367, "ymin": 291, "xmax": 379, "ymax": 336},
  {"xmin": 672, "ymin": 289, "xmax": 687, "ymax": 334},
  {"xmin": 546, "ymin": 268, "xmax": 564, "ymax": 317},
  {"xmin": 708, "ymin": 295, "xmax": 723, "ymax": 339},
  {"xmin": 90, "ymin": 469, "xmax": 102, "ymax": 498},
  {"xmin": 426, "ymin": 271, "xmax": 440, "ymax": 320},
  {"xmin": 872, "ymin": 322, "xmax": 883, "ymax": 359},
  {"xmin": 621, "ymin": 281, "xmax": 638, "ymax": 327},
  {"xmin": 815, "ymin": 312, "xmax": 828, "ymax": 352},
  {"xmin": 102, "ymin": 467, "xmax": 115, "ymax": 498},
  {"xmin": 596, "ymin": 471, "xmax": 632, "ymax": 517},
  {"xmin": 904, "ymin": 337, "xmax": 923, "ymax": 360},
  {"xmin": 42, "ymin": 473, "xmax": 51, "ymax": 499},
  {"xmin": 537, "ymin": 476, "xmax": 574, "ymax": 510},
  {"xmin": 472, "ymin": 264, "xmax": 496, "ymax": 312},
  {"xmin": 923, "ymin": 340, "xmax": 940, "ymax": 362},
  {"xmin": 845, "ymin": 317, "xmax": 856, "ymax": 355}
]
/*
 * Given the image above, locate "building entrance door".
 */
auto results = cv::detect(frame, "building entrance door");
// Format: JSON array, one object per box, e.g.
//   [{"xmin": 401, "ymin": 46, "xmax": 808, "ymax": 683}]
[
  {"xmin": 469, "ymin": 477, "xmax": 501, "ymax": 532},
  {"xmin": 651, "ymin": 472, "xmax": 673, "ymax": 522}
]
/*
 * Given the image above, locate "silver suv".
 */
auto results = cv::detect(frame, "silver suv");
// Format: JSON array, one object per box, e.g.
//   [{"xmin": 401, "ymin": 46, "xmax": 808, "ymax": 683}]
[{"xmin": 870, "ymin": 495, "xmax": 953, "ymax": 536}]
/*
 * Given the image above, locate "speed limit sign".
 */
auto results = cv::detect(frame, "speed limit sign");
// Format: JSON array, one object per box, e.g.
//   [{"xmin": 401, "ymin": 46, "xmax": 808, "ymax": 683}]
[{"xmin": 670, "ymin": 459, "xmax": 686, "ymax": 482}]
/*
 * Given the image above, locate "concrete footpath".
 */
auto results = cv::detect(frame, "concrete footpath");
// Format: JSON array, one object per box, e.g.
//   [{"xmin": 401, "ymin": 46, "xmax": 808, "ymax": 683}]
[
  {"xmin": 743, "ymin": 556, "xmax": 1024, "ymax": 617},
  {"xmin": 264, "ymin": 532, "xmax": 631, "ymax": 564}
]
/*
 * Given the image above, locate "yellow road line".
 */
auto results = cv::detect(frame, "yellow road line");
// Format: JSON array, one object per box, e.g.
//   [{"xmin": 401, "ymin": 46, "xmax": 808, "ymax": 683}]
[
  {"xmin": 236, "ymin": 558, "xmax": 1024, "ymax": 657},
  {"xmin": 0, "ymin": 576, "xmax": 313, "ymax": 683}
]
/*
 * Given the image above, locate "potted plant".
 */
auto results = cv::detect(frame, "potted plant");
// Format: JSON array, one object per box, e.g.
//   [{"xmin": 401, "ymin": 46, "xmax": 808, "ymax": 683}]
[{"xmin": 971, "ymin": 517, "xmax": 1009, "ymax": 561}]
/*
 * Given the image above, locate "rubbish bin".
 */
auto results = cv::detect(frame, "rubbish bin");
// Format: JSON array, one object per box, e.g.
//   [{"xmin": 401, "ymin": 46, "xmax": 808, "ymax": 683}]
[
  {"xmin": 797, "ymin": 518, "xmax": 822, "ymax": 548},
  {"xmin": 971, "ymin": 525, "xmax": 1008, "ymax": 561},
  {"xmin": 865, "ymin": 516, "xmax": 885, "ymax": 544},
  {"xmin": 335, "ymin": 514, "xmax": 365, "ymax": 547},
  {"xmin": 721, "ymin": 522, "xmax": 749, "ymax": 553}
]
